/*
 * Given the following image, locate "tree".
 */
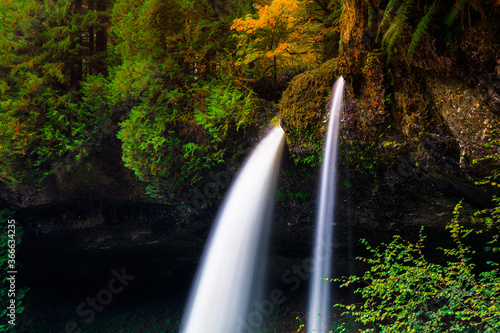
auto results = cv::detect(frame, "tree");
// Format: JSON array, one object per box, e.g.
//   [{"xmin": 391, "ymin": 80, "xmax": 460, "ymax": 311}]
[
  {"xmin": 112, "ymin": 0, "xmax": 266, "ymax": 199},
  {"xmin": 231, "ymin": 0, "xmax": 327, "ymax": 85},
  {"xmin": 0, "ymin": 0, "xmax": 112, "ymax": 188}
]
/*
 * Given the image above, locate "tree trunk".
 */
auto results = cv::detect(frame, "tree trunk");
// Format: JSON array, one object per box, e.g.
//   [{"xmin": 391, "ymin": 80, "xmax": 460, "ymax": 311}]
[
  {"xmin": 95, "ymin": 0, "xmax": 108, "ymax": 76},
  {"xmin": 88, "ymin": 0, "xmax": 95, "ymax": 75},
  {"xmin": 273, "ymin": 55, "xmax": 277, "ymax": 87},
  {"xmin": 70, "ymin": 0, "xmax": 83, "ymax": 89}
]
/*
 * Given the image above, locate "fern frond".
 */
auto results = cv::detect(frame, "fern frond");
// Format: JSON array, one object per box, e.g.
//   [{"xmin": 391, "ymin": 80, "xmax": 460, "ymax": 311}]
[
  {"xmin": 445, "ymin": 0, "xmax": 470, "ymax": 27},
  {"xmin": 408, "ymin": 2, "xmax": 436, "ymax": 54},
  {"xmin": 377, "ymin": 0, "xmax": 398, "ymax": 42},
  {"xmin": 382, "ymin": 0, "xmax": 413, "ymax": 59}
]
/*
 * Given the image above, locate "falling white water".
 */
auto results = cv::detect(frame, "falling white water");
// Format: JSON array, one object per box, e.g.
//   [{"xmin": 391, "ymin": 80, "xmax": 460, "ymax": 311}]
[
  {"xmin": 308, "ymin": 76, "xmax": 345, "ymax": 332},
  {"xmin": 181, "ymin": 126, "xmax": 285, "ymax": 333}
]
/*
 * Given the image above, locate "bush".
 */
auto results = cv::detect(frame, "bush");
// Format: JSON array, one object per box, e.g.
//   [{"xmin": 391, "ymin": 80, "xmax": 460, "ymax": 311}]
[
  {"xmin": 117, "ymin": 79, "xmax": 263, "ymax": 199},
  {"xmin": 0, "ymin": 75, "xmax": 112, "ymax": 188},
  {"xmin": 335, "ymin": 200, "xmax": 500, "ymax": 332}
]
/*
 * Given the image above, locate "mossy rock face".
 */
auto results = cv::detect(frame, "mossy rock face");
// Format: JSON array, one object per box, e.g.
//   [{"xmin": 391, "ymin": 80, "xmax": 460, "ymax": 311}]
[{"xmin": 279, "ymin": 59, "xmax": 340, "ymax": 165}]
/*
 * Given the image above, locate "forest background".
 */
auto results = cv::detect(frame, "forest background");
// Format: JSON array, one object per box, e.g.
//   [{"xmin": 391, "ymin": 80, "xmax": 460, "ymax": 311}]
[{"xmin": 1, "ymin": 0, "xmax": 500, "ymax": 331}]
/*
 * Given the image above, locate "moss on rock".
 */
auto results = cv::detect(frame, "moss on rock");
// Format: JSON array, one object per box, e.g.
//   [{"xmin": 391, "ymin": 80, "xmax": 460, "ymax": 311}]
[{"xmin": 279, "ymin": 59, "xmax": 340, "ymax": 165}]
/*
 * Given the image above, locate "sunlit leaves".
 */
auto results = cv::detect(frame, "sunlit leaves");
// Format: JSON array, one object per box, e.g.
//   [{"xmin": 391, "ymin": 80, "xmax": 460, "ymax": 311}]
[{"xmin": 231, "ymin": 0, "xmax": 321, "ymax": 79}]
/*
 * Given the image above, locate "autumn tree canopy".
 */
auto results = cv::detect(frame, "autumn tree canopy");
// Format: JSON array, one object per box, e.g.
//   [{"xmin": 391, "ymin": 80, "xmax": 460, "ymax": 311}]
[{"xmin": 231, "ymin": 0, "xmax": 336, "ymax": 84}]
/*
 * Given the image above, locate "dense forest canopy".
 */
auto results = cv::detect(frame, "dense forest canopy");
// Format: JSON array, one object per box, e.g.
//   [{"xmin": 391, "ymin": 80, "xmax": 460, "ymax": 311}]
[{"xmin": 0, "ymin": 0, "xmax": 498, "ymax": 199}]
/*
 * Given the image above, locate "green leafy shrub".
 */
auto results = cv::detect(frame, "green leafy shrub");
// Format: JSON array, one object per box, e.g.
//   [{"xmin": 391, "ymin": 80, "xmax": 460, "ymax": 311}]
[
  {"xmin": 193, "ymin": 80, "xmax": 259, "ymax": 154},
  {"xmin": 0, "ymin": 75, "xmax": 112, "ymax": 187},
  {"xmin": 335, "ymin": 201, "xmax": 500, "ymax": 332},
  {"xmin": 117, "ymin": 79, "xmax": 262, "ymax": 199},
  {"xmin": 117, "ymin": 88, "xmax": 187, "ymax": 191}
]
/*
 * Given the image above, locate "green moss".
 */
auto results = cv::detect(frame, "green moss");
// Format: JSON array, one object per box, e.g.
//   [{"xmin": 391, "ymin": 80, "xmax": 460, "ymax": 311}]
[{"xmin": 279, "ymin": 59, "xmax": 339, "ymax": 166}]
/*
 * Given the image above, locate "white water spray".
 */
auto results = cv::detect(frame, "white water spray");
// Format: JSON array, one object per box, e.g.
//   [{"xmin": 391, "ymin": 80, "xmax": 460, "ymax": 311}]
[
  {"xmin": 181, "ymin": 126, "xmax": 285, "ymax": 333},
  {"xmin": 308, "ymin": 76, "xmax": 345, "ymax": 332}
]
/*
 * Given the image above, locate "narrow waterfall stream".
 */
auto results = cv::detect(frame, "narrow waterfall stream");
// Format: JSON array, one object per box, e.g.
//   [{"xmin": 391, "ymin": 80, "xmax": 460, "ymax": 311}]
[{"xmin": 308, "ymin": 76, "xmax": 345, "ymax": 332}]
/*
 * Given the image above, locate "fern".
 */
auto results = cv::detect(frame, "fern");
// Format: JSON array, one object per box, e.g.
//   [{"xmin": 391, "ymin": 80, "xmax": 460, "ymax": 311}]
[
  {"xmin": 377, "ymin": 0, "xmax": 398, "ymax": 42},
  {"xmin": 408, "ymin": 2, "xmax": 436, "ymax": 54},
  {"xmin": 445, "ymin": 0, "xmax": 470, "ymax": 27},
  {"xmin": 381, "ymin": 0, "xmax": 413, "ymax": 60}
]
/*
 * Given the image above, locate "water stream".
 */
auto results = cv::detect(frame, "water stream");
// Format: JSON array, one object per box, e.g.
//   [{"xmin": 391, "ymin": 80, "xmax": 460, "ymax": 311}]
[
  {"xmin": 307, "ymin": 76, "xmax": 345, "ymax": 332},
  {"xmin": 180, "ymin": 126, "xmax": 285, "ymax": 333}
]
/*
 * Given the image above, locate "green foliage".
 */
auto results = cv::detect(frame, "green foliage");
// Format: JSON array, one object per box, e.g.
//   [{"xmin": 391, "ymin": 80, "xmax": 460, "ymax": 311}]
[
  {"xmin": 116, "ymin": 89, "xmax": 185, "ymax": 189},
  {"xmin": 376, "ymin": 0, "xmax": 478, "ymax": 59},
  {"xmin": 0, "ymin": 75, "xmax": 112, "ymax": 186},
  {"xmin": 193, "ymin": 80, "xmax": 257, "ymax": 162},
  {"xmin": 378, "ymin": 0, "xmax": 413, "ymax": 60},
  {"xmin": 408, "ymin": 2, "xmax": 436, "ymax": 55},
  {"xmin": 343, "ymin": 141, "xmax": 377, "ymax": 176},
  {"xmin": 335, "ymin": 201, "xmax": 500, "ymax": 332},
  {"xmin": 117, "ymin": 78, "xmax": 261, "ymax": 198},
  {"xmin": 0, "ymin": 0, "xmax": 112, "ymax": 187},
  {"xmin": 0, "ymin": 209, "xmax": 28, "ymax": 332},
  {"xmin": 277, "ymin": 190, "xmax": 310, "ymax": 201},
  {"xmin": 473, "ymin": 129, "xmax": 500, "ymax": 187},
  {"xmin": 280, "ymin": 59, "xmax": 339, "ymax": 166},
  {"xmin": 194, "ymin": 82, "xmax": 254, "ymax": 139},
  {"xmin": 112, "ymin": 0, "xmax": 268, "ymax": 198}
]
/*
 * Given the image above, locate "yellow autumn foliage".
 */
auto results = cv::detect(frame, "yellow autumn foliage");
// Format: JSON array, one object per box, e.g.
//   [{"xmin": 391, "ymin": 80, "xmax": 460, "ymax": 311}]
[{"xmin": 231, "ymin": 0, "xmax": 323, "ymax": 80}]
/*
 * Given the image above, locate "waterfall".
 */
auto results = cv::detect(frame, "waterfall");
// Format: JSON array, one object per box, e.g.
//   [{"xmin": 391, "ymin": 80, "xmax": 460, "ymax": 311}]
[
  {"xmin": 308, "ymin": 76, "xmax": 345, "ymax": 332},
  {"xmin": 180, "ymin": 126, "xmax": 285, "ymax": 333}
]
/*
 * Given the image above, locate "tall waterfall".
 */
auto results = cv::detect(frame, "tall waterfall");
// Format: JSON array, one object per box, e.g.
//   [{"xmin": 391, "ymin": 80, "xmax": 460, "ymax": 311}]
[
  {"xmin": 180, "ymin": 126, "xmax": 285, "ymax": 333},
  {"xmin": 308, "ymin": 76, "xmax": 345, "ymax": 332}
]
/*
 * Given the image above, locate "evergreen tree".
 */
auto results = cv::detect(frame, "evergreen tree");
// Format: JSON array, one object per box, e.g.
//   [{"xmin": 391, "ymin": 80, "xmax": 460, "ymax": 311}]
[
  {"xmin": 0, "ymin": 0, "xmax": 112, "ymax": 188},
  {"xmin": 112, "ymin": 0, "xmax": 263, "ymax": 199}
]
